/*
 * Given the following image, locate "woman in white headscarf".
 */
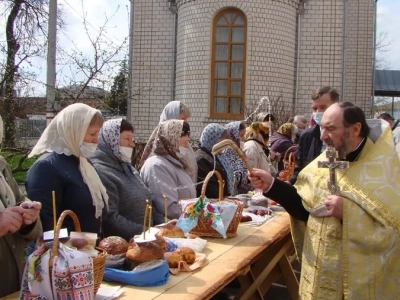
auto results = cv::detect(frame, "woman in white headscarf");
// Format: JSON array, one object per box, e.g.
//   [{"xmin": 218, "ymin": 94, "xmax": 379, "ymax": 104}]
[
  {"xmin": 0, "ymin": 116, "xmax": 42, "ymax": 298},
  {"xmin": 25, "ymin": 103, "xmax": 108, "ymax": 235},
  {"xmin": 159, "ymin": 101, "xmax": 197, "ymax": 183},
  {"xmin": 140, "ymin": 120, "xmax": 196, "ymax": 224}
]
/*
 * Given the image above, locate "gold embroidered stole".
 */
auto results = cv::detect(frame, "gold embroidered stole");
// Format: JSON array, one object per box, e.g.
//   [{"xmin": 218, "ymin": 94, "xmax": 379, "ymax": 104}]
[{"xmin": 293, "ymin": 127, "xmax": 400, "ymax": 300}]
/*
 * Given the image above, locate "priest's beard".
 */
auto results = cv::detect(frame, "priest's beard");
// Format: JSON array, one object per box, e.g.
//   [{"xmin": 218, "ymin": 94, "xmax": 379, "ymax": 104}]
[{"xmin": 336, "ymin": 129, "xmax": 351, "ymax": 159}]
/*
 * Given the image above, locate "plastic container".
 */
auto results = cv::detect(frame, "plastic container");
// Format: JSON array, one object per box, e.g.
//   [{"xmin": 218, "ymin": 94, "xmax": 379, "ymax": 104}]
[{"xmin": 66, "ymin": 232, "xmax": 98, "ymax": 250}]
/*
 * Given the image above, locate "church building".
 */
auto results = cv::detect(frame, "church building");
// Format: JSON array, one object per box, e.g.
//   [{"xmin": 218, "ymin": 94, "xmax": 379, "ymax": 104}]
[{"xmin": 130, "ymin": 0, "xmax": 375, "ymax": 141}]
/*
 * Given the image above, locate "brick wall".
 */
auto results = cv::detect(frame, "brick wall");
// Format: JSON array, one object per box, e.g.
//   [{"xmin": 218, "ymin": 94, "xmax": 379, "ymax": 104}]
[
  {"xmin": 175, "ymin": 0, "xmax": 300, "ymax": 139},
  {"xmin": 131, "ymin": 0, "xmax": 375, "ymax": 141},
  {"xmin": 297, "ymin": 0, "xmax": 374, "ymax": 117},
  {"xmin": 131, "ymin": 0, "xmax": 176, "ymax": 142}
]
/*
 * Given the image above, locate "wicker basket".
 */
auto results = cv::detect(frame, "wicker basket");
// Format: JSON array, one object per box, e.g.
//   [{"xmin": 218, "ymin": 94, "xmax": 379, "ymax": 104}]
[
  {"xmin": 189, "ymin": 170, "xmax": 244, "ymax": 238},
  {"xmin": 278, "ymin": 145, "xmax": 298, "ymax": 181},
  {"xmin": 50, "ymin": 210, "xmax": 107, "ymax": 296}
]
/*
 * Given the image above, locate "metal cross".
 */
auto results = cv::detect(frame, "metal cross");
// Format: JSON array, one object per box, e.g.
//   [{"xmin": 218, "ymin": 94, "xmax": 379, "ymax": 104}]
[{"xmin": 317, "ymin": 147, "xmax": 349, "ymax": 195}]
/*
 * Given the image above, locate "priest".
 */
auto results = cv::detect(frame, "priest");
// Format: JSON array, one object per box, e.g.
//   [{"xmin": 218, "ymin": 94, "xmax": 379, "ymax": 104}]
[{"xmin": 248, "ymin": 102, "xmax": 400, "ymax": 300}]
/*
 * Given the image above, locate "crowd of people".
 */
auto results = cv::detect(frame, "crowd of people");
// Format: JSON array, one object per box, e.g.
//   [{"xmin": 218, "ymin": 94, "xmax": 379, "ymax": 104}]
[{"xmin": 1, "ymin": 86, "xmax": 400, "ymax": 299}]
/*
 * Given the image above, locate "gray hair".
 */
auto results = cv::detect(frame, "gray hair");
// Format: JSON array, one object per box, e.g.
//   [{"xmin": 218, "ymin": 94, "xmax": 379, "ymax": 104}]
[
  {"xmin": 293, "ymin": 115, "xmax": 307, "ymax": 125},
  {"xmin": 180, "ymin": 102, "xmax": 191, "ymax": 118}
]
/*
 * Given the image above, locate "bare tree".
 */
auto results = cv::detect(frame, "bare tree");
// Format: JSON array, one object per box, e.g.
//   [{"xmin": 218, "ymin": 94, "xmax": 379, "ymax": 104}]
[
  {"xmin": 373, "ymin": 31, "xmax": 393, "ymax": 115},
  {"xmin": 52, "ymin": 1, "xmax": 128, "ymax": 111},
  {"xmin": 0, "ymin": 0, "xmax": 51, "ymax": 148}
]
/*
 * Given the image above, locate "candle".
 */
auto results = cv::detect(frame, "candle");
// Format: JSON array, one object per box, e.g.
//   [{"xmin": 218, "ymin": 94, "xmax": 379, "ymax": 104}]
[
  {"xmin": 148, "ymin": 206, "xmax": 152, "ymax": 233},
  {"xmin": 163, "ymin": 194, "xmax": 168, "ymax": 224},
  {"xmin": 143, "ymin": 204, "xmax": 148, "ymax": 240},
  {"xmin": 52, "ymin": 191, "xmax": 56, "ymax": 230}
]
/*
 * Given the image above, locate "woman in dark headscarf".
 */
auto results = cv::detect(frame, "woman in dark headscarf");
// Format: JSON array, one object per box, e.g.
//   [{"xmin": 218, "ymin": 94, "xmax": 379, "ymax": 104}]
[
  {"xmin": 224, "ymin": 122, "xmax": 253, "ymax": 194},
  {"xmin": 269, "ymin": 123, "xmax": 297, "ymax": 172},
  {"xmin": 91, "ymin": 119, "xmax": 156, "ymax": 240},
  {"xmin": 195, "ymin": 123, "xmax": 233, "ymax": 198}
]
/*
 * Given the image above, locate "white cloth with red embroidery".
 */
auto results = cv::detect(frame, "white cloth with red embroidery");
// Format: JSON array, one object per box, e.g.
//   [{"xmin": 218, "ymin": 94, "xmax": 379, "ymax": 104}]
[{"xmin": 20, "ymin": 242, "xmax": 94, "ymax": 300}]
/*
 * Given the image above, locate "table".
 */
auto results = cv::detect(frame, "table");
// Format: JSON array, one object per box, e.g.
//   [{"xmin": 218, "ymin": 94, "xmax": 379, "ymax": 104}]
[{"xmin": 2, "ymin": 212, "xmax": 298, "ymax": 300}]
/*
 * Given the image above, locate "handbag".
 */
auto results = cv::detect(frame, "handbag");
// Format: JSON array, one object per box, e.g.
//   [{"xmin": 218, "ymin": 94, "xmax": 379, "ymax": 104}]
[{"xmin": 278, "ymin": 145, "xmax": 298, "ymax": 181}]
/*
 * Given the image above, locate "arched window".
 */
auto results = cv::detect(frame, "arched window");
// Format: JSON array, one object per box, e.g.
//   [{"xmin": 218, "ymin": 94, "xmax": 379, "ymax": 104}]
[{"xmin": 210, "ymin": 9, "xmax": 247, "ymax": 118}]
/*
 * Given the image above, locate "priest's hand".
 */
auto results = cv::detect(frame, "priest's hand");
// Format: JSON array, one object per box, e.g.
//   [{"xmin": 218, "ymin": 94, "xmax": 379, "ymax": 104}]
[
  {"xmin": 324, "ymin": 195, "xmax": 343, "ymax": 219},
  {"xmin": 248, "ymin": 169, "xmax": 274, "ymax": 191}
]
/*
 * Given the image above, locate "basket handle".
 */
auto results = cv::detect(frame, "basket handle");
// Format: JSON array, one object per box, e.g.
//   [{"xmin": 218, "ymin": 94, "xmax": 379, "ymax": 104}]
[
  {"xmin": 200, "ymin": 170, "xmax": 224, "ymax": 202},
  {"xmin": 283, "ymin": 145, "xmax": 298, "ymax": 161},
  {"xmin": 51, "ymin": 210, "xmax": 81, "ymax": 257}
]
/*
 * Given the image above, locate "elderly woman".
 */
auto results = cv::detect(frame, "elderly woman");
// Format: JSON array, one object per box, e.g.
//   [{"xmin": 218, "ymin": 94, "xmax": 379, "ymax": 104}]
[
  {"xmin": 242, "ymin": 122, "xmax": 277, "ymax": 176},
  {"xmin": 224, "ymin": 122, "xmax": 253, "ymax": 194},
  {"xmin": 25, "ymin": 103, "xmax": 108, "ymax": 234},
  {"xmin": 159, "ymin": 101, "xmax": 197, "ymax": 183},
  {"xmin": 140, "ymin": 120, "xmax": 196, "ymax": 224},
  {"xmin": 0, "ymin": 116, "xmax": 42, "ymax": 298},
  {"xmin": 90, "ymin": 119, "xmax": 156, "ymax": 241},
  {"xmin": 196, "ymin": 123, "xmax": 233, "ymax": 198},
  {"xmin": 269, "ymin": 123, "xmax": 298, "ymax": 172}
]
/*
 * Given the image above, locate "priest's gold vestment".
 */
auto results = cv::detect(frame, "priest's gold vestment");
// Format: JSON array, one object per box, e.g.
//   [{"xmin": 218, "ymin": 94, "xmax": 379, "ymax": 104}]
[{"xmin": 292, "ymin": 127, "xmax": 400, "ymax": 300}]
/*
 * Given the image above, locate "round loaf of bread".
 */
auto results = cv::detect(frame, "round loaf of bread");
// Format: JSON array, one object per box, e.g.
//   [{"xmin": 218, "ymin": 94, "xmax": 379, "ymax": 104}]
[
  {"xmin": 98, "ymin": 236, "xmax": 128, "ymax": 255},
  {"xmin": 155, "ymin": 224, "xmax": 185, "ymax": 238},
  {"xmin": 126, "ymin": 241, "xmax": 164, "ymax": 263},
  {"xmin": 175, "ymin": 247, "xmax": 196, "ymax": 264},
  {"xmin": 164, "ymin": 252, "xmax": 183, "ymax": 268},
  {"xmin": 187, "ymin": 233, "xmax": 199, "ymax": 239}
]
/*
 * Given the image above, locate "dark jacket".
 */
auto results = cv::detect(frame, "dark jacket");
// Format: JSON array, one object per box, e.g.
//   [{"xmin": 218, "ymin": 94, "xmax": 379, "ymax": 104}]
[
  {"xmin": 91, "ymin": 148, "xmax": 155, "ymax": 241},
  {"xmin": 289, "ymin": 125, "xmax": 322, "ymax": 184},
  {"xmin": 0, "ymin": 157, "xmax": 42, "ymax": 298},
  {"xmin": 195, "ymin": 148, "xmax": 229, "ymax": 199},
  {"xmin": 269, "ymin": 133, "xmax": 297, "ymax": 171},
  {"xmin": 26, "ymin": 153, "xmax": 101, "ymax": 235}
]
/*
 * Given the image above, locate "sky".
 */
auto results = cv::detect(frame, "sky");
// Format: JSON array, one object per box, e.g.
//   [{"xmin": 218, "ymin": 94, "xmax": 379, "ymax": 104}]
[
  {"xmin": 376, "ymin": 0, "xmax": 400, "ymax": 70},
  {"xmin": 1, "ymin": 0, "xmax": 399, "ymax": 96}
]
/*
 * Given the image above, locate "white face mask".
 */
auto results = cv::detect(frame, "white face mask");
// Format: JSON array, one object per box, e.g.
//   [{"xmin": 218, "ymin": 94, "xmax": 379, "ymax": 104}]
[
  {"xmin": 313, "ymin": 112, "xmax": 324, "ymax": 126},
  {"xmin": 120, "ymin": 146, "xmax": 133, "ymax": 163},
  {"xmin": 179, "ymin": 146, "xmax": 188, "ymax": 156},
  {"xmin": 79, "ymin": 142, "xmax": 98, "ymax": 158}
]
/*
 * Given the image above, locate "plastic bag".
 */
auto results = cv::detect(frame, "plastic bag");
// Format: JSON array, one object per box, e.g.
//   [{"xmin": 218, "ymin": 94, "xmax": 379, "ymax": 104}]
[
  {"xmin": 104, "ymin": 253, "xmax": 126, "ymax": 268},
  {"xmin": 103, "ymin": 259, "xmax": 170, "ymax": 286},
  {"xmin": 167, "ymin": 237, "xmax": 207, "ymax": 253}
]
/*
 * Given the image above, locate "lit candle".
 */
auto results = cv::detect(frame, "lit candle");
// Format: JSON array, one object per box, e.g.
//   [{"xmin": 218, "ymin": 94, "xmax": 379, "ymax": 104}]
[
  {"xmin": 148, "ymin": 206, "xmax": 152, "ymax": 233},
  {"xmin": 52, "ymin": 191, "xmax": 56, "ymax": 230},
  {"xmin": 163, "ymin": 194, "xmax": 168, "ymax": 224}
]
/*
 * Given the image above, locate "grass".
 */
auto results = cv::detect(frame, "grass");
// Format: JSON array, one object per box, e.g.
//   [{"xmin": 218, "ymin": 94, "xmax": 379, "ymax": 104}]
[{"xmin": 0, "ymin": 150, "xmax": 37, "ymax": 183}]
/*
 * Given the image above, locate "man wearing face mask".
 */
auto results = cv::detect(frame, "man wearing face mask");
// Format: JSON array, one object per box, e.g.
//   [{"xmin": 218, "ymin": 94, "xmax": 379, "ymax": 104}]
[
  {"xmin": 289, "ymin": 86, "xmax": 339, "ymax": 184},
  {"xmin": 91, "ymin": 119, "xmax": 157, "ymax": 240}
]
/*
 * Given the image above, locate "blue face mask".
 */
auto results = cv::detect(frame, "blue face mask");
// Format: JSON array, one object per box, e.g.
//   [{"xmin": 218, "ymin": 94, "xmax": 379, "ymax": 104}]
[{"xmin": 313, "ymin": 112, "xmax": 324, "ymax": 126}]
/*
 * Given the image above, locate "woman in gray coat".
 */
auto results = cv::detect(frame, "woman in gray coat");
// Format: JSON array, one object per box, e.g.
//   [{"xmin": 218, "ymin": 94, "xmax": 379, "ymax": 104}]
[
  {"xmin": 91, "ymin": 119, "xmax": 159, "ymax": 241},
  {"xmin": 140, "ymin": 120, "xmax": 196, "ymax": 224}
]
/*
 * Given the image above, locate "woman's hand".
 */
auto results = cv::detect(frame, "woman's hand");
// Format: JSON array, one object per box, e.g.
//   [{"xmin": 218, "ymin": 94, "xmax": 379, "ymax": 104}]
[
  {"xmin": 20, "ymin": 201, "xmax": 42, "ymax": 226},
  {"xmin": 0, "ymin": 207, "xmax": 24, "ymax": 236}
]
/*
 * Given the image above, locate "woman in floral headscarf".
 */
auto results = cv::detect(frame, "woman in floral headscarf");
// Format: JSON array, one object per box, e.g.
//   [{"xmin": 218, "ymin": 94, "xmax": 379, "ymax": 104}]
[
  {"xmin": 140, "ymin": 120, "xmax": 196, "ymax": 224},
  {"xmin": 269, "ymin": 123, "xmax": 298, "ymax": 172},
  {"xmin": 224, "ymin": 122, "xmax": 253, "ymax": 194},
  {"xmin": 195, "ymin": 123, "xmax": 233, "ymax": 198},
  {"xmin": 90, "ymin": 119, "xmax": 157, "ymax": 240},
  {"xmin": 242, "ymin": 122, "xmax": 277, "ymax": 176}
]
